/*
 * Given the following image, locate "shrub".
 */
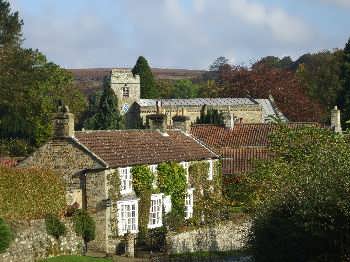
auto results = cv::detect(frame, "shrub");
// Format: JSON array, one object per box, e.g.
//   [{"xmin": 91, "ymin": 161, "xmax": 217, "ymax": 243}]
[
  {"xmin": 0, "ymin": 167, "xmax": 66, "ymax": 220},
  {"xmin": 45, "ymin": 214, "xmax": 66, "ymax": 239},
  {"xmin": 73, "ymin": 210, "xmax": 95, "ymax": 254},
  {"xmin": 0, "ymin": 218, "xmax": 12, "ymax": 253}
]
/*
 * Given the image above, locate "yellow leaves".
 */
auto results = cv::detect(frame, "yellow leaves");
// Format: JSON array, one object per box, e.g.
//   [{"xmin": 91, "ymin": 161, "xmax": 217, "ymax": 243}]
[{"xmin": 0, "ymin": 166, "xmax": 66, "ymax": 221}]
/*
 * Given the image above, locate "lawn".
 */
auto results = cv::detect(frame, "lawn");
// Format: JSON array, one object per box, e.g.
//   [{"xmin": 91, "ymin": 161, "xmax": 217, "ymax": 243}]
[{"xmin": 41, "ymin": 256, "xmax": 111, "ymax": 262}]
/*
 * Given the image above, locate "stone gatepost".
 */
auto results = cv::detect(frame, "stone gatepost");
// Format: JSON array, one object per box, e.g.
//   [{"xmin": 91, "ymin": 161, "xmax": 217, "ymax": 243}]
[{"xmin": 125, "ymin": 232, "xmax": 136, "ymax": 257}]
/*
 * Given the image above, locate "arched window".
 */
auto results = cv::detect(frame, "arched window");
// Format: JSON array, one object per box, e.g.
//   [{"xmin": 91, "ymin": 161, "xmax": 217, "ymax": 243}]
[{"xmin": 123, "ymin": 84, "xmax": 129, "ymax": 97}]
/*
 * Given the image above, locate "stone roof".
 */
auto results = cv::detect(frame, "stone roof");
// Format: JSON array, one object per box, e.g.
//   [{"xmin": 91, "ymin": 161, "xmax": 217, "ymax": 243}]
[
  {"xmin": 138, "ymin": 98, "xmax": 256, "ymax": 107},
  {"xmin": 74, "ymin": 130, "xmax": 217, "ymax": 168},
  {"xmin": 190, "ymin": 123, "xmax": 317, "ymax": 149},
  {"xmin": 255, "ymin": 98, "xmax": 287, "ymax": 122}
]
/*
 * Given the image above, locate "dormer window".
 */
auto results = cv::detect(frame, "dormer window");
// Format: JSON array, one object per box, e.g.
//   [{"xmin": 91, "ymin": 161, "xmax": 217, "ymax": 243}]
[{"xmin": 123, "ymin": 84, "xmax": 129, "ymax": 97}]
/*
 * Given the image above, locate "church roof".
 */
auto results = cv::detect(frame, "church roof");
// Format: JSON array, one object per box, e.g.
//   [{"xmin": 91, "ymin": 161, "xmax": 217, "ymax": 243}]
[
  {"xmin": 138, "ymin": 97, "xmax": 287, "ymax": 123},
  {"xmin": 74, "ymin": 130, "xmax": 217, "ymax": 168},
  {"xmin": 138, "ymin": 98, "xmax": 256, "ymax": 107}
]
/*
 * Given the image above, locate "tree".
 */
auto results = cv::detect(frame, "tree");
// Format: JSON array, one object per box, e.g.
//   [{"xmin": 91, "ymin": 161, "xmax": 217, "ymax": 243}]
[
  {"xmin": 196, "ymin": 107, "xmax": 224, "ymax": 125},
  {"xmin": 0, "ymin": 0, "xmax": 23, "ymax": 47},
  {"xmin": 171, "ymin": 79, "xmax": 199, "ymax": 98},
  {"xmin": 83, "ymin": 77, "xmax": 121, "ymax": 130},
  {"xmin": 0, "ymin": 218, "xmax": 12, "ymax": 253},
  {"xmin": 209, "ymin": 56, "xmax": 229, "ymax": 71},
  {"xmin": 73, "ymin": 210, "xmax": 95, "ymax": 255},
  {"xmin": 45, "ymin": 214, "xmax": 66, "ymax": 240},
  {"xmin": 132, "ymin": 56, "xmax": 158, "ymax": 98},
  {"xmin": 243, "ymin": 126, "xmax": 350, "ymax": 261},
  {"xmin": 338, "ymin": 38, "xmax": 350, "ymax": 125}
]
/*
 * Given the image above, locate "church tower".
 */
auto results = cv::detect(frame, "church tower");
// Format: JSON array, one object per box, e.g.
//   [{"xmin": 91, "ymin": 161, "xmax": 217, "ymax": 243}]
[{"xmin": 110, "ymin": 69, "xmax": 140, "ymax": 115}]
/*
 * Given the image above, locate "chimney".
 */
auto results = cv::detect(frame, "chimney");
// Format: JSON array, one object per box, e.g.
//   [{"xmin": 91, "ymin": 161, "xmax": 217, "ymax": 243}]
[
  {"xmin": 172, "ymin": 114, "xmax": 191, "ymax": 133},
  {"xmin": 223, "ymin": 107, "xmax": 235, "ymax": 129},
  {"xmin": 52, "ymin": 103, "xmax": 75, "ymax": 137},
  {"xmin": 147, "ymin": 100, "xmax": 167, "ymax": 133},
  {"xmin": 331, "ymin": 106, "xmax": 342, "ymax": 133}
]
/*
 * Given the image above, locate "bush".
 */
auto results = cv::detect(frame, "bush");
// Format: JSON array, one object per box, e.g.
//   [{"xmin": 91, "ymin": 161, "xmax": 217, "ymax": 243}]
[
  {"xmin": 0, "ymin": 167, "xmax": 66, "ymax": 220},
  {"xmin": 0, "ymin": 218, "xmax": 12, "ymax": 253},
  {"xmin": 73, "ymin": 210, "xmax": 95, "ymax": 254},
  {"xmin": 45, "ymin": 214, "xmax": 66, "ymax": 239}
]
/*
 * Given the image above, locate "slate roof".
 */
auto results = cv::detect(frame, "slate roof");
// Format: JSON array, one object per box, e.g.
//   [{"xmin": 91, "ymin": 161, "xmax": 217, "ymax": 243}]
[
  {"xmin": 138, "ymin": 98, "xmax": 287, "ymax": 123},
  {"xmin": 138, "ymin": 98, "xmax": 256, "ymax": 107},
  {"xmin": 74, "ymin": 130, "xmax": 217, "ymax": 168}
]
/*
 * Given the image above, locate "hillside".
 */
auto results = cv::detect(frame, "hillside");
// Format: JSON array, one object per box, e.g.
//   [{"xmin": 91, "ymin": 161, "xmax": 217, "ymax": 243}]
[{"xmin": 68, "ymin": 68, "xmax": 205, "ymax": 96}]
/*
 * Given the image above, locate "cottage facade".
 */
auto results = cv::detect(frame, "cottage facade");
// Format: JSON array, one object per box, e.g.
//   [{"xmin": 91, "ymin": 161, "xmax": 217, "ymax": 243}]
[{"xmin": 20, "ymin": 107, "xmax": 219, "ymax": 253}]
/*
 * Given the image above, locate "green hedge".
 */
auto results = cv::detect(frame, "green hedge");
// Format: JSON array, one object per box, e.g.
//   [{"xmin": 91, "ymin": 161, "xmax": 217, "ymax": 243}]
[
  {"xmin": 0, "ymin": 167, "xmax": 66, "ymax": 220},
  {"xmin": 0, "ymin": 218, "xmax": 12, "ymax": 253},
  {"xmin": 45, "ymin": 214, "xmax": 66, "ymax": 239}
]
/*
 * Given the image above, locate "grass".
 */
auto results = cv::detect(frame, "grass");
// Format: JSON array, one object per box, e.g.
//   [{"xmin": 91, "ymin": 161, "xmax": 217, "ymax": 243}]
[{"xmin": 40, "ymin": 256, "xmax": 111, "ymax": 262}]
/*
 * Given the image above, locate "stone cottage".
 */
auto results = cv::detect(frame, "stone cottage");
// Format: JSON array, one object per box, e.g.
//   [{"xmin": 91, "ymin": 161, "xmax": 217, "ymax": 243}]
[{"xmin": 20, "ymin": 106, "xmax": 219, "ymax": 254}]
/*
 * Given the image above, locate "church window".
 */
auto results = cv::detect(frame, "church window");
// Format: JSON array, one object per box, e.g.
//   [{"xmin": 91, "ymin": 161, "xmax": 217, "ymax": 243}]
[
  {"xmin": 119, "ymin": 167, "xmax": 132, "ymax": 194},
  {"xmin": 123, "ymin": 84, "xmax": 129, "ymax": 97},
  {"xmin": 148, "ymin": 194, "xmax": 163, "ymax": 228},
  {"xmin": 117, "ymin": 200, "xmax": 138, "ymax": 235}
]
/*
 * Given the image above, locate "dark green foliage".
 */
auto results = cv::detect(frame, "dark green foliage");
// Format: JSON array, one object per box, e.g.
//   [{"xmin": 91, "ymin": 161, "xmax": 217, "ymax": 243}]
[
  {"xmin": 209, "ymin": 56, "xmax": 229, "ymax": 72},
  {"xmin": 146, "ymin": 227, "xmax": 167, "ymax": 251},
  {"xmin": 252, "ymin": 56, "xmax": 293, "ymax": 70},
  {"xmin": 245, "ymin": 126, "xmax": 350, "ymax": 261},
  {"xmin": 196, "ymin": 107, "xmax": 224, "ymax": 125},
  {"xmin": 157, "ymin": 162, "xmax": 187, "ymax": 228},
  {"xmin": 338, "ymin": 38, "xmax": 350, "ymax": 126},
  {"xmin": 132, "ymin": 56, "xmax": 158, "ymax": 98},
  {"xmin": 45, "ymin": 214, "xmax": 66, "ymax": 239},
  {"xmin": 73, "ymin": 210, "xmax": 95, "ymax": 247},
  {"xmin": 0, "ymin": 218, "xmax": 12, "ymax": 253},
  {"xmin": 83, "ymin": 77, "xmax": 121, "ymax": 130},
  {"xmin": 171, "ymin": 80, "xmax": 199, "ymax": 98},
  {"xmin": 0, "ymin": 0, "xmax": 23, "ymax": 47},
  {"xmin": 131, "ymin": 165, "xmax": 154, "ymax": 243}
]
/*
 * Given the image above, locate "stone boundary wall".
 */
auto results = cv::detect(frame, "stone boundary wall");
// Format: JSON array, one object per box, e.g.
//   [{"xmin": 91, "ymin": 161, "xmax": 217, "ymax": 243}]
[
  {"xmin": 167, "ymin": 220, "xmax": 251, "ymax": 254},
  {"xmin": 0, "ymin": 219, "xmax": 82, "ymax": 262}
]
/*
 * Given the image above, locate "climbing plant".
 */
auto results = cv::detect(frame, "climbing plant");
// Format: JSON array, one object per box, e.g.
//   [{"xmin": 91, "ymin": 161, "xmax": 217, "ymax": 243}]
[
  {"xmin": 157, "ymin": 162, "xmax": 187, "ymax": 230},
  {"xmin": 107, "ymin": 170, "xmax": 121, "ymax": 237},
  {"xmin": 188, "ymin": 160, "xmax": 225, "ymax": 226},
  {"xmin": 131, "ymin": 165, "xmax": 154, "ymax": 243}
]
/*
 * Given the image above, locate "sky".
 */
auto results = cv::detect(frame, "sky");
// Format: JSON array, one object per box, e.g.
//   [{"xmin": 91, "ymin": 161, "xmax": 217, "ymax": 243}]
[{"xmin": 7, "ymin": 0, "xmax": 350, "ymax": 69}]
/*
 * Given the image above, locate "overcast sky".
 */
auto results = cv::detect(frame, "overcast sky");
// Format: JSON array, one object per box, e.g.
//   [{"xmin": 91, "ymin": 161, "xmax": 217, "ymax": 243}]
[{"xmin": 7, "ymin": 0, "xmax": 350, "ymax": 69}]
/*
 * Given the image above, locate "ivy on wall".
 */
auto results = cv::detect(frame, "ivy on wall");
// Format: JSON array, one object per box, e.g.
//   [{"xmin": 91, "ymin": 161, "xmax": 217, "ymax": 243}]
[
  {"xmin": 157, "ymin": 162, "xmax": 187, "ymax": 231},
  {"xmin": 131, "ymin": 165, "xmax": 154, "ymax": 243},
  {"xmin": 188, "ymin": 160, "xmax": 225, "ymax": 226},
  {"xmin": 107, "ymin": 170, "xmax": 121, "ymax": 238}
]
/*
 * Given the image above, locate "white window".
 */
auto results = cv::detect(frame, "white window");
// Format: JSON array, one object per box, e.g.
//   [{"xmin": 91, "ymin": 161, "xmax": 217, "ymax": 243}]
[
  {"xmin": 185, "ymin": 188, "xmax": 194, "ymax": 219},
  {"xmin": 163, "ymin": 195, "xmax": 172, "ymax": 214},
  {"xmin": 180, "ymin": 161, "xmax": 190, "ymax": 183},
  {"xmin": 117, "ymin": 200, "xmax": 138, "ymax": 236},
  {"xmin": 119, "ymin": 167, "xmax": 132, "ymax": 194},
  {"xmin": 208, "ymin": 160, "xmax": 214, "ymax": 180},
  {"xmin": 149, "ymin": 164, "xmax": 158, "ymax": 189},
  {"xmin": 148, "ymin": 194, "xmax": 163, "ymax": 229}
]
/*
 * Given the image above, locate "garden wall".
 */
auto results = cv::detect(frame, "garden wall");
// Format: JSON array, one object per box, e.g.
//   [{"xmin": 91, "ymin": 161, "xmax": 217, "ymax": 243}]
[
  {"xmin": 0, "ymin": 219, "xmax": 82, "ymax": 262},
  {"xmin": 167, "ymin": 219, "xmax": 251, "ymax": 254}
]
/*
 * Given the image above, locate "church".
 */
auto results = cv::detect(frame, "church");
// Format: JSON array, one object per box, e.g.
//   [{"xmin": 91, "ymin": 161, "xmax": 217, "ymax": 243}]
[{"xmin": 110, "ymin": 69, "xmax": 287, "ymax": 128}]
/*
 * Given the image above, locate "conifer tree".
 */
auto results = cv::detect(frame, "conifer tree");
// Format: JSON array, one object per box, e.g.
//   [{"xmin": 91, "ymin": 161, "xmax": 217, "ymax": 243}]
[
  {"xmin": 84, "ymin": 76, "xmax": 121, "ymax": 130},
  {"xmin": 0, "ymin": 0, "xmax": 23, "ymax": 46},
  {"xmin": 338, "ymin": 38, "xmax": 350, "ymax": 125},
  {"xmin": 132, "ymin": 56, "xmax": 158, "ymax": 98}
]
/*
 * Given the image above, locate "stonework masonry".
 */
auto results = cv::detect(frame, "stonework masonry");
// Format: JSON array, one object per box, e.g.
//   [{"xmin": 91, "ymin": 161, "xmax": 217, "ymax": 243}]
[
  {"xmin": 0, "ymin": 219, "xmax": 82, "ymax": 262},
  {"xmin": 19, "ymin": 138, "xmax": 103, "ymax": 206},
  {"xmin": 167, "ymin": 219, "xmax": 251, "ymax": 254}
]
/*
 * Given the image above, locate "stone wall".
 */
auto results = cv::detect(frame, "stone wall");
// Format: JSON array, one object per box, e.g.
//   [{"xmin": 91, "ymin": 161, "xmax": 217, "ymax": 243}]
[
  {"xmin": 19, "ymin": 137, "xmax": 102, "ymax": 206},
  {"xmin": 0, "ymin": 219, "xmax": 82, "ymax": 262},
  {"xmin": 167, "ymin": 220, "xmax": 251, "ymax": 254}
]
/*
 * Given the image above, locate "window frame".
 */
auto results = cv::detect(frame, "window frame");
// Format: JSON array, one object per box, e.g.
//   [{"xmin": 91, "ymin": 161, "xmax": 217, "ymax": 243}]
[
  {"xmin": 117, "ymin": 200, "xmax": 139, "ymax": 236},
  {"xmin": 185, "ymin": 188, "xmax": 194, "ymax": 219},
  {"xmin": 148, "ymin": 193, "xmax": 163, "ymax": 229},
  {"xmin": 180, "ymin": 161, "xmax": 190, "ymax": 183},
  {"xmin": 208, "ymin": 159, "xmax": 214, "ymax": 180},
  {"xmin": 119, "ymin": 167, "xmax": 133, "ymax": 195},
  {"xmin": 122, "ymin": 84, "xmax": 129, "ymax": 97}
]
